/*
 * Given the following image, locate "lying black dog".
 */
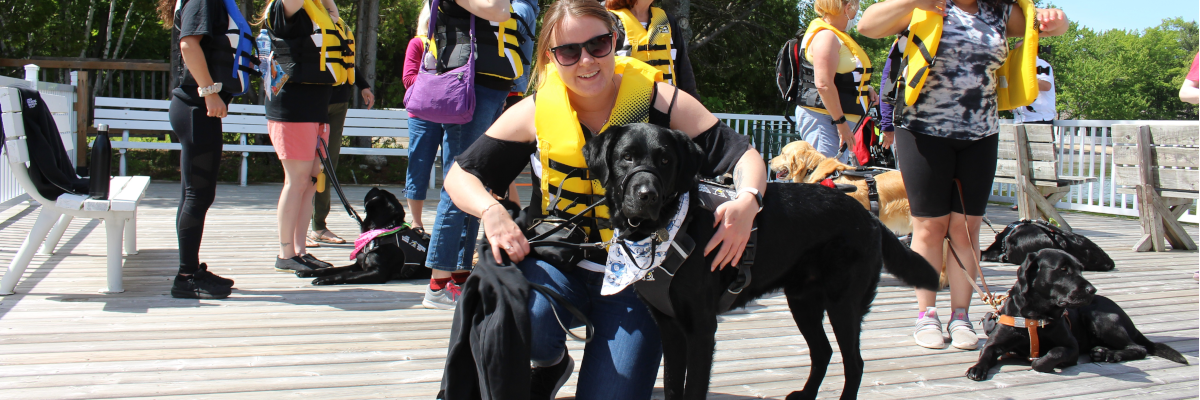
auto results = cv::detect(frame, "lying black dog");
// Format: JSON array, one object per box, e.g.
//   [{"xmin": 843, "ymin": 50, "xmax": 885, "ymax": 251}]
[
  {"xmin": 982, "ymin": 220, "xmax": 1115, "ymax": 271},
  {"xmin": 300, "ymin": 187, "xmax": 432, "ymax": 284},
  {"xmin": 581, "ymin": 123, "xmax": 940, "ymax": 400},
  {"xmin": 967, "ymin": 249, "xmax": 1188, "ymax": 381}
]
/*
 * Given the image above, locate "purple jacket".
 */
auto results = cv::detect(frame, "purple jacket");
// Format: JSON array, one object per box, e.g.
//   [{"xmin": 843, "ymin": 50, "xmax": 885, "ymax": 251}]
[{"xmin": 879, "ymin": 55, "xmax": 895, "ymax": 133}]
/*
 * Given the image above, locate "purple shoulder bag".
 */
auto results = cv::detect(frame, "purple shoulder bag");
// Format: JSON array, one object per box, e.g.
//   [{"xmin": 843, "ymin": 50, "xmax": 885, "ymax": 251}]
[{"xmin": 404, "ymin": 0, "xmax": 476, "ymax": 124}]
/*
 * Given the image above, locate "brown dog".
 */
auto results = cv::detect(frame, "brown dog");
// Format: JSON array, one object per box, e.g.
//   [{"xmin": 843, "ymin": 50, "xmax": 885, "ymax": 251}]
[{"xmin": 770, "ymin": 140, "xmax": 912, "ymax": 235}]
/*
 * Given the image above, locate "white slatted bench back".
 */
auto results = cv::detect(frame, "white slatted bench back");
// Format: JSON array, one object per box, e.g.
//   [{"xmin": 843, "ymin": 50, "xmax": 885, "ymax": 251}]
[{"xmin": 92, "ymin": 97, "xmax": 410, "ymax": 182}]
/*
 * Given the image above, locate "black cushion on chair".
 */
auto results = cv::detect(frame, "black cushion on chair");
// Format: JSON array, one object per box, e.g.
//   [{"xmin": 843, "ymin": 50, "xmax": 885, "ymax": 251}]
[{"xmin": 14, "ymin": 87, "xmax": 88, "ymax": 200}]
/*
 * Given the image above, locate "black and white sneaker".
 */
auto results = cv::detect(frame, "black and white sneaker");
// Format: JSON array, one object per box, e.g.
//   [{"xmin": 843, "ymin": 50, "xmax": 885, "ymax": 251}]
[
  {"xmin": 171, "ymin": 273, "xmax": 232, "ymax": 299},
  {"xmin": 275, "ymin": 256, "xmax": 315, "ymax": 273},
  {"xmin": 193, "ymin": 263, "xmax": 234, "ymax": 287},
  {"xmin": 530, "ymin": 354, "xmax": 574, "ymax": 400},
  {"xmin": 301, "ymin": 254, "xmax": 333, "ymax": 269}
]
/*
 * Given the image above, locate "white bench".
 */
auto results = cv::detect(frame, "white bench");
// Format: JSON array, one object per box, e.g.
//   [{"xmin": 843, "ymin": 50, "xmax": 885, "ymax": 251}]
[
  {"xmin": 91, "ymin": 97, "xmax": 410, "ymax": 185},
  {"xmin": 1, "ymin": 87, "xmax": 150, "ymax": 295}
]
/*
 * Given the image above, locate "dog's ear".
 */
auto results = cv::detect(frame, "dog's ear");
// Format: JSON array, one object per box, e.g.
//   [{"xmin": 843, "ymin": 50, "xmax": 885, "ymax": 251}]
[
  {"xmin": 670, "ymin": 128, "xmax": 704, "ymax": 190},
  {"xmin": 1015, "ymin": 251, "xmax": 1042, "ymax": 299},
  {"xmin": 582, "ymin": 125, "xmax": 626, "ymax": 186}
]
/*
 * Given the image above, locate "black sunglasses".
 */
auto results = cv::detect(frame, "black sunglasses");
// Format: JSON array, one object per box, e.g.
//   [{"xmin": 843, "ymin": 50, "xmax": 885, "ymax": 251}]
[{"xmin": 550, "ymin": 32, "xmax": 615, "ymax": 67}]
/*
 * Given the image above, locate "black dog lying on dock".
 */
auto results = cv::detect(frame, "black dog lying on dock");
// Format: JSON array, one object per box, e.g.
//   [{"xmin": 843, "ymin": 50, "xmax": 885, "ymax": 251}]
[
  {"xmin": 299, "ymin": 187, "xmax": 431, "ymax": 285},
  {"xmin": 967, "ymin": 249, "xmax": 1188, "ymax": 381},
  {"xmin": 982, "ymin": 220, "xmax": 1115, "ymax": 272},
  {"xmin": 582, "ymin": 123, "xmax": 940, "ymax": 400}
]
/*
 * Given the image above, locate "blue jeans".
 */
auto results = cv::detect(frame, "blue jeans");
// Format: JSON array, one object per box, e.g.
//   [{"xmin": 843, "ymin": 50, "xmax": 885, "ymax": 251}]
[
  {"xmin": 425, "ymin": 85, "xmax": 510, "ymax": 271},
  {"xmin": 404, "ymin": 116, "xmax": 445, "ymax": 200},
  {"xmin": 796, "ymin": 106, "xmax": 852, "ymax": 164},
  {"xmin": 520, "ymin": 258, "xmax": 663, "ymax": 400}
]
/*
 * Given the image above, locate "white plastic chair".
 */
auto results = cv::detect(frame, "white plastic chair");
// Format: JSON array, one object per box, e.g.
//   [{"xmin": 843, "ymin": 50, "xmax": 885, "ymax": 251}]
[{"xmin": 0, "ymin": 86, "xmax": 149, "ymax": 295}]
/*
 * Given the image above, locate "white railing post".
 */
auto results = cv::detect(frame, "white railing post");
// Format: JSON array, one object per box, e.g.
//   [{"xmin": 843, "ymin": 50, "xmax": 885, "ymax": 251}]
[
  {"xmin": 120, "ymin": 130, "xmax": 130, "ymax": 176},
  {"xmin": 240, "ymin": 133, "xmax": 249, "ymax": 186},
  {"xmin": 23, "ymin": 65, "xmax": 39, "ymax": 90}
]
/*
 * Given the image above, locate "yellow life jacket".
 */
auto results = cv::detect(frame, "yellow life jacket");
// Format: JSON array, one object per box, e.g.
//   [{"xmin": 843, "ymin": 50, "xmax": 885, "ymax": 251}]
[
  {"xmin": 898, "ymin": 0, "xmax": 1037, "ymax": 110},
  {"xmin": 534, "ymin": 57, "xmax": 664, "ymax": 242},
  {"xmin": 266, "ymin": 0, "xmax": 355, "ymax": 85},
  {"xmin": 611, "ymin": 7, "xmax": 677, "ymax": 86},
  {"xmin": 429, "ymin": 5, "xmax": 526, "ymax": 82},
  {"xmin": 797, "ymin": 18, "xmax": 874, "ymax": 115}
]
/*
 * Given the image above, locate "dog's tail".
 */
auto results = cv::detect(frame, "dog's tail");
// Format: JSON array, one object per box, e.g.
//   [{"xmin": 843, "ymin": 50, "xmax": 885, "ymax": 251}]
[
  {"xmin": 1132, "ymin": 331, "xmax": 1190, "ymax": 364},
  {"xmin": 879, "ymin": 222, "xmax": 940, "ymax": 291}
]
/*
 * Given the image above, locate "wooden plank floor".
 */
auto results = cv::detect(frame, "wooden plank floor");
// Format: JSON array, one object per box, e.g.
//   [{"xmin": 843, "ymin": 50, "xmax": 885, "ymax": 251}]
[{"xmin": 0, "ymin": 183, "xmax": 1195, "ymax": 399}]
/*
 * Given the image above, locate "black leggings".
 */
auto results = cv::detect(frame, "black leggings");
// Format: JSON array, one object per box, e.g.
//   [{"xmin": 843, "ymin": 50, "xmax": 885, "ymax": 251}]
[
  {"xmin": 168, "ymin": 87, "xmax": 228, "ymax": 273},
  {"xmin": 893, "ymin": 128, "xmax": 998, "ymax": 217}
]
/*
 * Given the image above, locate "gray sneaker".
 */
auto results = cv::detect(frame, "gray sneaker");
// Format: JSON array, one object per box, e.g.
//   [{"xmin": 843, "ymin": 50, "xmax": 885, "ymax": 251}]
[
  {"xmin": 423, "ymin": 282, "xmax": 462, "ymax": 310},
  {"xmin": 914, "ymin": 307, "xmax": 945, "ymax": 349},
  {"xmin": 948, "ymin": 310, "xmax": 980, "ymax": 350}
]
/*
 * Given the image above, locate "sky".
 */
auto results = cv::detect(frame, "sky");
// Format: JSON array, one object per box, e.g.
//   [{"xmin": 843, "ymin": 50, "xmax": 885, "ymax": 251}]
[{"xmin": 1044, "ymin": 0, "xmax": 1199, "ymax": 32}]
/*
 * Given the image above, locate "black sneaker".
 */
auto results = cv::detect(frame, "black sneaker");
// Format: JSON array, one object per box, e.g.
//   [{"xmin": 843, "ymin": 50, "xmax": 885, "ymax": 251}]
[
  {"xmin": 530, "ymin": 354, "xmax": 574, "ymax": 400},
  {"xmin": 275, "ymin": 256, "xmax": 315, "ymax": 273},
  {"xmin": 171, "ymin": 274, "xmax": 232, "ymax": 299},
  {"xmin": 194, "ymin": 263, "xmax": 234, "ymax": 287},
  {"xmin": 301, "ymin": 254, "xmax": 333, "ymax": 269}
]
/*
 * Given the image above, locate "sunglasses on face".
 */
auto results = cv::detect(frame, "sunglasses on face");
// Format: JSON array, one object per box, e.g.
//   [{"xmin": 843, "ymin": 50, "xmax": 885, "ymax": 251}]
[{"xmin": 550, "ymin": 32, "xmax": 614, "ymax": 67}]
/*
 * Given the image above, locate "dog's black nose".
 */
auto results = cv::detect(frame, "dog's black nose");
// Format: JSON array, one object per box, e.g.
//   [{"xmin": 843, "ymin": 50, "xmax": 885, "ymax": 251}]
[
  {"xmin": 636, "ymin": 185, "xmax": 659, "ymax": 203},
  {"xmin": 1086, "ymin": 285, "xmax": 1097, "ymax": 295}
]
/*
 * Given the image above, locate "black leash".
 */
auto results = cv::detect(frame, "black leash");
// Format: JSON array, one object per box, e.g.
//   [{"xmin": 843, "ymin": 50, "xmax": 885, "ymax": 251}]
[
  {"xmin": 317, "ymin": 136, "xmax": 362, "ymax": 225},
  {"xmin": 495, "ymin": 251, "xmax": 594, "ymax": 343}
]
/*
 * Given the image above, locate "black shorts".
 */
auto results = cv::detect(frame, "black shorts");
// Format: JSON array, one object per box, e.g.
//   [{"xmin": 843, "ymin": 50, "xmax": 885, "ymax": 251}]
[{"xmin": 893, "ymin": 128, "xmax": 998, "ymax": 217}]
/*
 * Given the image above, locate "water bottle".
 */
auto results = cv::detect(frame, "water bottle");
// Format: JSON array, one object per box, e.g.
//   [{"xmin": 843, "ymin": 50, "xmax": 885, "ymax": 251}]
[
  {"xmin": 89, "ymin": 124, "xmax": 113, "ymax": 200},
  {"xmin": 256, "ymin": 29, "xmax": 272, "ymax": 72}
]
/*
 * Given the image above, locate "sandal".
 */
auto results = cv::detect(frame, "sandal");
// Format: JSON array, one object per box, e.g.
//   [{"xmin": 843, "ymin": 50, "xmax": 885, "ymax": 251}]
[
  {"xmin": 305, "ymin": 236, "xmax": 320, "ymax": 248},
  {"xmin": 309, "ymin": 229, "xmax": 346, "ymax": 244}
]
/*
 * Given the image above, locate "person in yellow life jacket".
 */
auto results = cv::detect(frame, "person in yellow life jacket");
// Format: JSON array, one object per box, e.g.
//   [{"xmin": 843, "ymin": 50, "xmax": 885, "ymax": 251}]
[
  {"xmin": 440, "ymin": 1, "xmax": 766, "ymax": 398},
  {"xmin": 795, "ymin": 0, "xmax": 878, "ymax": 162},
  {"xmin": 606, "ymin": 0, "xmax": 697, "ymax": 97},
  {"xmin": 859, "ymin": 0, "xmax": 1067, "ymax": 351}
]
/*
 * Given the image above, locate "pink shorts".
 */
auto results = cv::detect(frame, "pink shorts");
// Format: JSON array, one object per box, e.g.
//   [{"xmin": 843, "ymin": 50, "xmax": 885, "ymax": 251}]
[{"xmin": 268, "ymin": 121, "xmax": 330, "ymax": 161}]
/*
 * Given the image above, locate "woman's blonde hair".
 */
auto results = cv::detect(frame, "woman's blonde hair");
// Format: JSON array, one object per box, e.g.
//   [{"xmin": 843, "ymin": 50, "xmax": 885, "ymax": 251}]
[
  {"xmin": 416, "ymin": 1, "xmax": 432, "ymax": 37},
  {"xmin": 813, "ymin": 0, "xmax": 858, "ymax": 18},
  {"xmin": 531, "ymin": 0, "xmax": 618, "ymax": 90}
]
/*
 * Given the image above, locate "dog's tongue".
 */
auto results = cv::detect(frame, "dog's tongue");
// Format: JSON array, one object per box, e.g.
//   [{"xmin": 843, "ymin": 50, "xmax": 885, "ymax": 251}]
[{"xmin": 776, "ymin": 170, "xmax": 788, "ymax": 180}]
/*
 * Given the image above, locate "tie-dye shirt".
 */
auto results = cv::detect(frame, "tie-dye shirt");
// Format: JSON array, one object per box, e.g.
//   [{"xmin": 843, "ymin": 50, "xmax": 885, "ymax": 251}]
[{"xmin": 896, "ymin": 0, "xmax": 1012, "ymax": 140}]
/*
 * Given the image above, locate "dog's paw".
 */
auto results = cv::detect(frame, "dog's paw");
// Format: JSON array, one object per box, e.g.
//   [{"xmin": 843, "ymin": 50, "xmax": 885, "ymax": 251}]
[
  {"xmin": 311, "ymin": 277, "xmax": 337, "ymax": 285},
  {"xmin": 295, "ymin": 270, "xmax": 318, "ymax": 278},
  {"xmin": 1091, "ymin": 346, "xmax": 1126, "ymax": 363},
  {"xmin": 785, "ymin": 390, "xmax": 815, "ymax": 400},
  {"xmin": 965, "ymin": 364, "xmax": 991, "ymax": 381},
  {"xmin": 1030, "ymin": 358, "xmax": 1059, "ymax": 373}
]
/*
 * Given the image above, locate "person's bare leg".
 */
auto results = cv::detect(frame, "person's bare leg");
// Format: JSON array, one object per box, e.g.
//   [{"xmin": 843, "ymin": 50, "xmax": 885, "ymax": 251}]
[
  {"xmin": 278, "ymin": 159, "xmax": 314, "ymax": 260},
  {"xmin": 407, "ymin": 199, "xmax": 425, "ymax": 229},
  {"xmin": 911, "ymin": 215, "xmax": 950, "ymax": 312},
  {"xmin": 294, "ymin": 159, "xmax": 321, "ymax": 256},
  {"xmin": 946, "ymin": 213, "xmax": 983, "ymax": 310}
]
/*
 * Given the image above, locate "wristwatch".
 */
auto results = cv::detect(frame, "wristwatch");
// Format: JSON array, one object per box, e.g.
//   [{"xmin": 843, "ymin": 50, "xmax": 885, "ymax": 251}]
[
  {"xmin": 737, "ymin": 187, "xmax": 764, "ymax": 213},
  {"xmin": 198, "ymin": 83, "xmax": 223, "ymax": 97},
  {"xmin": 831, "ymin": 115, "xmax": 847, "ymax": 125}
]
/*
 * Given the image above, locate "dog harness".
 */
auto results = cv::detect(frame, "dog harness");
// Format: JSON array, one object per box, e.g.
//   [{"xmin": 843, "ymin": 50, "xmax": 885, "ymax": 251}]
[
  {"xmin": 611, "ymin": 7, "xmax": 678, "ymax": 86},
  {"xmin": 884, "ymin": 0, "xmax": 1040, "ymax": 110},
  {"xmin": 985, "ymin": 297, "xmax": 1070, "ymax": 360},
  {"xmin": 811, "ymin": 166, "xmax": 887, "ymax": 217},
  {"xmin": 633, "ymin": 180, "xmax": 758, "ymax": 318},
  {"xmin": 351, "ymin": 224, "xmax": 408, "ymax": 260},
  {"xmin": 533, "ymin": 57, "xmax": 663, "ymax": 242}
]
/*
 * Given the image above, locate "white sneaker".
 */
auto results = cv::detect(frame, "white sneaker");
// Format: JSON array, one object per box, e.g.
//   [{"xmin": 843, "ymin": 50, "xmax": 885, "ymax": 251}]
[
  {"xmin": 913, "ymin": 308, "xmax": 945, "ymax": 349},
  {"xmin": 948, "ymin": 313, "xmax": 980, "ymax": 350},
  {"xmin": 422, "ymin": 282, "xmax": 461, "ymax": 310}
]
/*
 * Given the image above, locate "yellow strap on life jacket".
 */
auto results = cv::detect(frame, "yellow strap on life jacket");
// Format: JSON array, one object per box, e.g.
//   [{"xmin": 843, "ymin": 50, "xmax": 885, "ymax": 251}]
[
  {"xmin": 534, "ymin": 57, "xmax": 663, "ymax": 242},
  {"xmin": 801, "ymin": 18, "xmax": 873, "ymax": 106},
  {"xmin": 299, "ymin": 0, "xmax": 354, "ymax": 84},
  {"xmin": 611, "ymin": 8, "xmax": 675, "ymax": 85},
  {"xmin": 901, "ymin": 0, "xmax": 1037, "ymax": 109},
  {"xmin": 487, "ymin": 6, "xmax": 525, "ymax": 80}
]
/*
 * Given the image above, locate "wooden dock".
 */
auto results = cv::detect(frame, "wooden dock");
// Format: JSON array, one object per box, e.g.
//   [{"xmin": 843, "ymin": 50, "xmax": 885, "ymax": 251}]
[{"xmin": 0, "ymin": 183, "xmax": 1195, "ymax": 399}]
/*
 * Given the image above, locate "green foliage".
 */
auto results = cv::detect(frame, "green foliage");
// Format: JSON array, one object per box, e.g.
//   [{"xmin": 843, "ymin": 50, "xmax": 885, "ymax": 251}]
[
  {"xmin": 688, "ymin": 0, "xmax": 801, "ymax": 114},
  {"xmin": 1042, "ymin": 18, "xmax": 1199, "ymax": 120}
]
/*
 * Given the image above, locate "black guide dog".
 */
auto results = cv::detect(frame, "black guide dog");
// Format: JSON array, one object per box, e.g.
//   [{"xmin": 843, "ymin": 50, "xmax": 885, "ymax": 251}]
[
  {"xmin": 581, "ymin": 123, "xmax": 941, "ymax": 400},
  {"xmin": 982, "ymin": 220, "xmax": 1115, "ymax": 272},
  {"xmin": 300, "ymin": 187, "xmax": 432, "ymax": 284},
  {"xmin": 967, "ymin": 249, "xmax": 1188, "ymax": 381}
]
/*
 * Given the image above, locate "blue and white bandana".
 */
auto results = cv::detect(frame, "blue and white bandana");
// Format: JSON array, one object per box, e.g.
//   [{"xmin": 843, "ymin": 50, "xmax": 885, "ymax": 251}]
[{"xmin": 602, "ymin": 192, "xmax": 690, "ymax": 295}]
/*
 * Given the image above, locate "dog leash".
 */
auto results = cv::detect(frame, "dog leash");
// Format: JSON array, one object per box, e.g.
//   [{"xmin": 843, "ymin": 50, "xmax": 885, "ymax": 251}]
[
  {"xmin": 317, "ymin": 137, "xmax": 363, "ymax": 225},
  {"xmin": 945, "ymin": 178, "xmax": 1007, "ymax": 311}
]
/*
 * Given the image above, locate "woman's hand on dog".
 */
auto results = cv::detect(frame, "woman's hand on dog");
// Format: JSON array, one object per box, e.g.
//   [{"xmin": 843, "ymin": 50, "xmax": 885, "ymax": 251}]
[
  {"xmin": 837, "ymin": 123, "xmax": 854, "ymax": 150},
  {"xmin": 704, "ymin": 195, "xmax": 758, "ymax": 271},
  {"xmin": 482, "ymin": 203, "xmax": 529, "ymax": 262}
]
